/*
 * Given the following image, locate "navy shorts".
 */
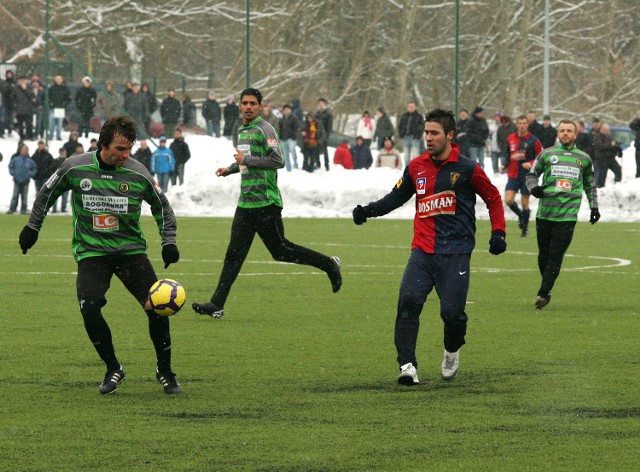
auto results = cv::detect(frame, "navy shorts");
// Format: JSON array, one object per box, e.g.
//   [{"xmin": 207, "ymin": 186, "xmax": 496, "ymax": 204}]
[{"xmin": 506, "ymin": 177, "xmax": 530, "ymax": 195}]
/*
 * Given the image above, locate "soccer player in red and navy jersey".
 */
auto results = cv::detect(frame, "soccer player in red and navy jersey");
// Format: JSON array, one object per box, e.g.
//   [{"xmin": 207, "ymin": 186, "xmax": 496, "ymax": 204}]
[{"xmin": 352, "ymin": 108, "xmax": 506, "ymax": 385}]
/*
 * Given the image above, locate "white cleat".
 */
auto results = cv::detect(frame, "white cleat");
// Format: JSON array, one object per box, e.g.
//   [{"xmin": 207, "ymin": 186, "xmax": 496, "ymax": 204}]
[
  {"xmin": 397, "ymin": 362, "xmax": 419, "ymax": 386},
  {"xmin": 441, "ymin": 350, "xmax": 459, "ymax": 381}
]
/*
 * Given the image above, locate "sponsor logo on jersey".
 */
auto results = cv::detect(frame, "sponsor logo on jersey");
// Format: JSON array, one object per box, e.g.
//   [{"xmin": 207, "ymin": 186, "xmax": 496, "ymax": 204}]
[
  {"xmin": 154, "ymin": 181, "xmax": 163, "ymax": 194},
  {"xmin": 93, "ymin": 214, "xmax": 119, "ymax": 232},
  {"xmin": 267, "ymin": 138, "xmax": 278, "ymax": 148},
  {"xmin": 550, "ymin": 165, "xmax": 580, "ymax": 179},
  {"xmin": 237, "ymin": 144, "xmax": 251, "ymax": 159},
  {"xmin": 80, "ymin": 178, "xmax": 92, "ymax": 191},
  {"xmin": 450, "ymin": 172, "xmax": 460, "ymax": 187},
  {"xmin": 416, "ymin": 177, "xmax": 426, "ymax": 195},
  {"xmin": 82, "ymin": 195, "xmax": 128, "ymax": 213},
  {"xmin": 555, "ymin": 179, "xmax": 572, "ymax": 191},
  {"xmin": 510, "ymin": 150, "xmax": 525, "ymax": 161},
  {"xmin": 45, "ymin": 173, "xmax": 59, "ymax": 189},
  {"xmin": 100, "ymin": 174, "xmax": 113, "ymax": 179},
  {"xmin": 119, "ymin": 182, "xmax": 130, "ymax": 193},
  {"xmin": 416, "ymin": 190, "xmax": 456, "ymax": 218},
  {"xmin": 550, "ymin": 156, "xmax": 559, "ymax": 164}
]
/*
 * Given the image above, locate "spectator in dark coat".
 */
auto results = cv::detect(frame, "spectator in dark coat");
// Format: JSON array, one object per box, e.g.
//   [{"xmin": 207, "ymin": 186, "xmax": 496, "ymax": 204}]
[
  {"xmin": 575, "ymin": 120, "xmax": 594, "ymax": 161},
  {"xmin": 160, "ymin": 88, "xmax": 181, "ymax": 137},
  {"xmin": 526, "ymin": 111, "xmax": 544, "ymax": 139},
  {"xmin": 223, "ymin": 95, "xmax": 239, "ymax": 139},
  {"xmin": 466, "ymin": 106, "xmax": 489, "ymax": 168},
  {"xmin": 539, "ymin": 115, "xmax": 557, "ymax": 148},
  {"xmin": 48, "ymin": 75, "xmax": 71, "ymax": 140},
  {"xmin": 593, "ymin": 123, "xmax": 622, "ymax": 188},
  {"xmin": 202, "ymin": 92, "xmax": 222, "ymax": 137},
  {"xmin": 31, "ymin": 140, "xmax": 55, "ymax": 192},
  {"xmin": 398, "ymin": 102, "xmax": 424, "ymax": 165},
  {"xmin": 63, "ymin": 131, "xmax": 80, "ymax": 159},
  {"xmin": 291, "ymin": 98, "xmax": 304, "ymax": 123},
  {"xmin": 132, "ymin": 138, "xmax": 152, "ymax": 171},
  {"xmin": 124, "ymin": 82, "xmax": 148, "ymax": 139},
  {"xmin": 96, "ymin": 81, "xmax": 121, "ymax": 124},
  {"xmin": 182, "ymin": 94, "xmax": 196, "ymax": 127},
  {"xmin": 13, "ymin": 76, "xmax": 35, "ymax": 140},
  {"xmin": 2, "ymin": 70, "xmax": 16, "ymax": 136},
  {"xmin": 141, "ymin": 83, "xmax": 157, "ymax": 135},
  {"xmin": 298, "ymin": 113, "xmax": 326, "ymax": 172},
  {"xmin": 454, "ymin": 108, "xmax": 471, "ymax": 158},
  {"xmin": 169, "ymin": 128, "xmax": 191, "ymax": 186},
  {"xmin": 373, "ymin": 107, "xmax": 395, "ymax": 150},
  {"xmin": 315, "ymin": 98, "xmax": 333, "ymax": 171},
  {"xmin": 75, "ymin": 76, "xmax": 97, "ymax": 137},
  {"xmin": 629, "ymin": 113, "xmax": 640, "ymax": 178},
  {"xmin": 280, "ymin": 104, "xmax": 300, "ymax": 171},
  {"xmin": 32, "ymin": 79, "xmax": 46, "ymax": 139},
  {"xmin": 350, "ymin": 136, "xmax": 373, "ymax": 170},
  {"xmin": 497, "ymin": 115, "xmax": 516, "ymax": 172}
]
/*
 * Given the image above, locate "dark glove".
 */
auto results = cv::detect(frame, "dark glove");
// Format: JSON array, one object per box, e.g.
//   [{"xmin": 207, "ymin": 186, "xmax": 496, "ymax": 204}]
[
  {"xmin": 19, "ymin": 226, "xmax": 39, "ymax": 254},
  {"xmin": 590, "ymin": 208, "xmax": 600, "ymax": 225},
  {"xmin": 352, "ymin": 205, "xmax": 369, "ymax": 225},
  {"xmin": 489, "ymin": 230, "xmax": 507, "ymax": 255},
  {"xmin": 530, "ymin": 186, "xmax": 544, "ymax": 198},
  {"xmin": 162, "ymin": 244, "xmax": 180, "ymax": 269}
]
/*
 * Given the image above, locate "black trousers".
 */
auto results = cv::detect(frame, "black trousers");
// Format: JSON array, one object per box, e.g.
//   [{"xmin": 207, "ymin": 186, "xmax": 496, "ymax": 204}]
[
  {"xmin": 536, "ymin": 219, "xmax": 576, "ymax": 296},
  {"xmin": 635, "ymin": 145, "xmax": 640, "ymax": 178},
  {"xmin": 211, "ymin": 204, "xmax": 333, "ymax": 308},
  {"xmin": 395, "ymin": 249, "xmax": 470, "ymax": 367}
]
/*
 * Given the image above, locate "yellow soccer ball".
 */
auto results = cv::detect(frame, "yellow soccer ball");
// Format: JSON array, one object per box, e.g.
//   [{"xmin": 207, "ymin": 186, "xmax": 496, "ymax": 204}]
[{"xmin": 148, "ymin": 279, "xmax": 186, "ymax": 316}]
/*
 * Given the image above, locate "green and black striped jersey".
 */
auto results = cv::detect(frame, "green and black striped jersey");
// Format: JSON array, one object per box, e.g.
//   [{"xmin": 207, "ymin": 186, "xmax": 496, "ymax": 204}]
[
  {"xmin": 27, "ymin": 151, "xmax": 177, "ymax": 261},
  {"xmin": 526, "ymin": 143, "xmax": 597, "ymax": 222},
  {"xmin": 228, "ymin": 116, "xmax": 285, "ymax": 209}
]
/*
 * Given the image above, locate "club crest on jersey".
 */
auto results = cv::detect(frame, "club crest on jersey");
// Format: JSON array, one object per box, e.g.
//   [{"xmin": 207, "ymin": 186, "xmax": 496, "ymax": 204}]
[
  {"xmin": 450, "ymin": 172, "xmax": 460, "ymax": 187},
  {"xmin": 119, "ymin": 182, "xmax": 130, "ymax": 193},
  {"xmin": 80, "ymin": 178, "xmax": 92, "ymax": 191},
  {"xmin": 550, "ymin": 156, "xmax": 559, "ymax": 164},
  {"xmin": 416, "ymin": 177, "xmax": 426, "ymax": 195},
  {"xmin": 417, "ymin": 190, "xmax": 456, "ymax": 218}
]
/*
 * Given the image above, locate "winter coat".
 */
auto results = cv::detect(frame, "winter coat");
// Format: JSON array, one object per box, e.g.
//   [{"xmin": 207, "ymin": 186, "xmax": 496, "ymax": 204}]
[
  {"xmin": 629, "ymin": 118, "xmax": 640, "ymax": 144},
  {"xmin": 398, "ymin": 111, "xmax": 424, "ymax": 140},
  {"xmin": 356, "ymin": 117, "xmax": 376, "ymax": 141},
  {"xmin": 144, "ymin": 90, "xmax": 158, "ymax": 115},
  {"xmin": 576, "ymin": 132, "xmax": 594, "ymax": 159},
  {"xmin": 202, "ymin": 99, "xmax": 221, "ymax": 122},
  {"xmin": 132, "ymin": 147, "xmax": 152, "ymax": 171},
  {"xmin": 124, "ymin": 92, "xmax": 148, "ymax": 125},
  {"xmin": 13, "ymin": 84, "xmax": 34, "ymax": 116},
  {"xmin": 454, "ymin": 118, "xmax": 471, "ymax": 157},
  {"xmin": 48, "ymin": 83, "xmax": 71, "ymax": 109},
  {"xmin": 182, "ymin": 99, "xmax": 196, "ymax": 126},
  {"xmin": 539, "ymin": 125, "xmax": 557, "ymax": 148},
  {"xmin": 1, "ymin": 76, "xmax": 15, "ymax": 109},
  {"xmin": 9, "ymin": 154, "xmax": 37, "ymax": 183},
  {"xmin": 333, "ymin": 144, "xmax": 353, "ymax": 169},
  {"xmin": 593, "ymin": 133, "xmax": 622, "ymax": 162},
  {"xmin": 280, "ymin": 114, "xmax": 300, "ymax": 141},
  {"xmin": 377, "ymin": 147, "xmax": 402, "ymax": 169},
  {"xmin": 63, "ymin": 139, "xmax": 80, "ymax": 158},
  {"xmin": 223, "ymin": 102, "xmax": 240, "ymax": 136},
  {"xmin": 466, "ymin": 115, "xmax": 489, "ymax": 147},
  {"xmin": 298, "ymin": 120, "xmax": 326, "ymax": 149},
  {"xmin": 350, "ymin": 143, "xmax": 373, "ymax": 169},
  {"xmin": 31, "ymin": 149, "xmax": 55, "ymax": 181},
  {"xmin": 75, "ymin": 86, "xmax": 97, "ymax": 115},
  {"xmin": 497, "ymin": 122, "xmax": 517, "ymax": 156},
  {"xmin": 373, "ymin": 113, "xmax": 395, "ymax": 140},
  {"xmin": 151, "ymin": 147, "xmax": 175, "ymax": 174},
  {"xmin": 315, "ymin": 108, "xmax": 333, "ymax": 136},
  {"xmin": 96, "ymin": 89, "xmax": 122, "ymax": 120},
  {"xmin": 528, "ymin": 120, "xmax": 544, "ymax": 140},
  {"xmin": 160, "ymin": 96, "xmax": 181, "ymax": 124},
  {"xmin": 170, "ymin": 138, "xmax": 191, "ymax": 165}
]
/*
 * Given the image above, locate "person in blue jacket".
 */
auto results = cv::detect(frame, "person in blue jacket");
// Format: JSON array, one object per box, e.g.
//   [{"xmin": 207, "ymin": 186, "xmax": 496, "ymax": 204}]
[
  {"xmin": 8, "ymin": 142, "xmax": 37, "ymax": 214},
  {"xmin": 150, "ymin": 136, "xmax": 175, "ymax": 192}
]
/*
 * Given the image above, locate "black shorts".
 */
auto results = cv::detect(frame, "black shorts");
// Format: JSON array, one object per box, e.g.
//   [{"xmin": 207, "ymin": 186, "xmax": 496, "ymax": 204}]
[
  {"xmin": 506, "ymin": 177, "xmax": 530, "ymax": 195},
  {"xmin": 76, "ymin": 254, "xmax": 158, "ymax": 307}
]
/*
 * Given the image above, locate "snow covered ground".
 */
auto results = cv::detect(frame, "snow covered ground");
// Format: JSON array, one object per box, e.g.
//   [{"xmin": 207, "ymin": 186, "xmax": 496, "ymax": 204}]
[{"xmin": 1, "ymin": 131, "xmax": 638, "ymax": 223}]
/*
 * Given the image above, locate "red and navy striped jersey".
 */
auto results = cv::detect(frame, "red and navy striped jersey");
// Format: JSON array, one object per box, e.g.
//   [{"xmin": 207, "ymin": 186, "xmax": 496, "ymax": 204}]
[
  {"xmin": 507, "ymin": 131, "xmax": 543, "ymax": 179},
  {"xmin": 367, "ymin": 144, "xmax": 505, "ymax": 254}
]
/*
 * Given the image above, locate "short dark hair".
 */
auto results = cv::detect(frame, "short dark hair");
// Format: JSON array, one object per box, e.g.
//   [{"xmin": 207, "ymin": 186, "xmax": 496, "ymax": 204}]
[
  {"xmin": 97, "ymin": 115, "xmax": 137, "ymax": 150},
  {"xmin": 558, "ymin": 119, "xmax": 577, "ymax": 132},
  {"xmin": 240, "ymin": 87, "xmax": 263, "ymax": 104},
  {"xmin": 424, "ymin": 109, "xmax": 456, "ymax": 137}
]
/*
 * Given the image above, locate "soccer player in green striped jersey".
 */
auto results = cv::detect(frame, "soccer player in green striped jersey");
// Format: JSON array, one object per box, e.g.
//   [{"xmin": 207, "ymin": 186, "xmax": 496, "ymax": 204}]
[
  {"xmin": 526, "ymin": 119, "xmax": 600, "ymax": 309},
  {"xmin": 18, "ymin": 116, "xmax": 182, "ymax": 394},
  {"xmin": 192, "ymin": 88, "xmax": 342, "ymax": 318}
]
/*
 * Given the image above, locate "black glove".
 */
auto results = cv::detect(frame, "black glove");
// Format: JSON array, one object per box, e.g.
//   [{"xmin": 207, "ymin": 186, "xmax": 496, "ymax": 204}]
[
  {"xmin": 489, "ymin": 230, "xmax": 507, "ymax": 255},
  {"xmin": 590, "ymin": 208, "xmax": 600, "ymax": 225},
  {"xmin": 530, "ymin": 186, "xmax": 544, "ymax": 198},
  {"xmin": 162, "ymin": 244, "xmax": 180, "ymax": 269},
  {"xmin": 352, "ymin": 205, "xmax": 369, "ymax": 225},
  {"xmin": 19, "ymin": 226, "xmax": 39, "ymax": 254}
]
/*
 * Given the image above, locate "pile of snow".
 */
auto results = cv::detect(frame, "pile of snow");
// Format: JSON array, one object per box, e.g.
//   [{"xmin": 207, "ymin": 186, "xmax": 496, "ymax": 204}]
[{"xmin": 1, "ymin": 132, "xmax": 637, "ymax": 222}]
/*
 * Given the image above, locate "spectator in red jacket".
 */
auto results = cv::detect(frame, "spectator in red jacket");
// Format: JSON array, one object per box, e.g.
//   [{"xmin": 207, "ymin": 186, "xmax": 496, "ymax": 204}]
[{"xmin": 333, "ymin": 140, "xmax": 354, "ymax": 169}]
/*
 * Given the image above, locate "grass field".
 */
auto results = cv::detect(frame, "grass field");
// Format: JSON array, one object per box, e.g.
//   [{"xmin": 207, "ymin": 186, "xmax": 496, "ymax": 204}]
[{"xmin": 1, "ymin": 214, "xmax": 639, "ymax": 471}]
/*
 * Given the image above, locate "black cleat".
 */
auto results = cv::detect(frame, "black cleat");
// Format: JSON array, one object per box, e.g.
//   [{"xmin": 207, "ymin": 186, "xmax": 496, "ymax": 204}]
[
  {"xmin": 328, "ymin": 256, "xmax": 342, "ymax": 293},
  {"xmin": 521, "ymin": 227, "xmax": 528, "ymax": 238},
  {"xmin": 535, "ymin": 295, "xmax": 550, "ymax": 310},
  {"xmin": 156, "ymin": 369, "xmax": 182, "ymax": 394},
  {"xmin": 99, "ymin": 366, "xmax": 125, "ymax": 394},
  {"xmin": 192, "ymin": 301, "xmax": 224, "ymax": 318}
]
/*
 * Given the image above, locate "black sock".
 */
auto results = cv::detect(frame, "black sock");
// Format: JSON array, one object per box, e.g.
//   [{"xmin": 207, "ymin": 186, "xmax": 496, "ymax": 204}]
[
  {"xmin": 148, "ymin": 311, "xmax": 172, "ymax": 373},
  {"xmin": 509, "ymin": 202, "xmax": 522, "ymax": 217},
  {"xmin": 82, "ymin": 312, "xmax": 119, "ymax": 371}
]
